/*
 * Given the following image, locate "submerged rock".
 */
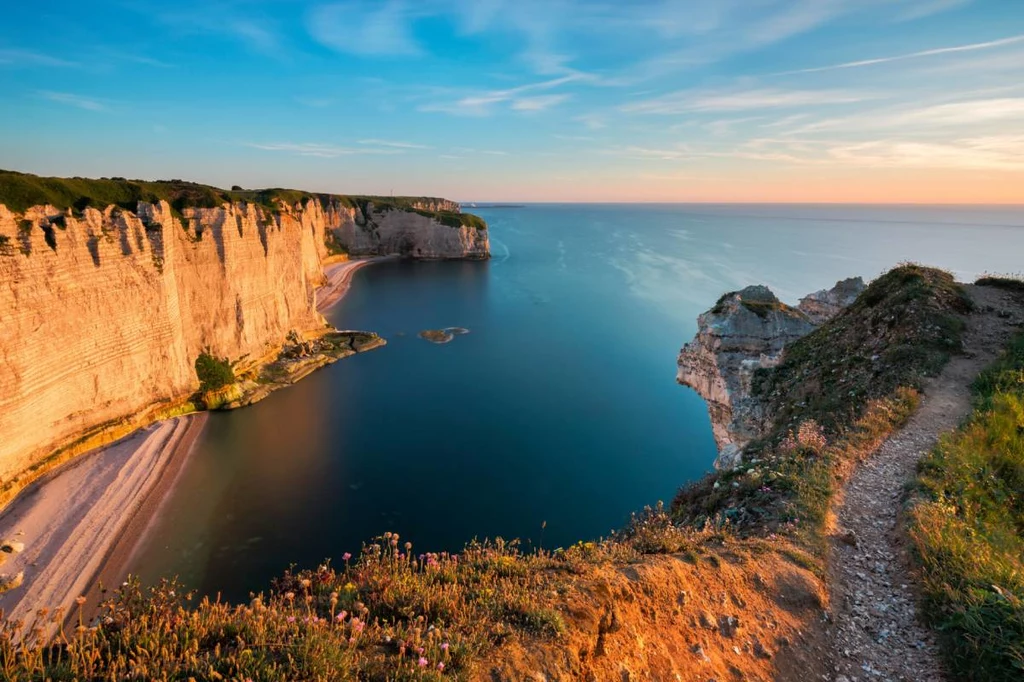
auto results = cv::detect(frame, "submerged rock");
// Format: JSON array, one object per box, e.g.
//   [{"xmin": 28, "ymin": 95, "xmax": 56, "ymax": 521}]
[
  {"xmin": 418, "ymin": 327, "xmax": 469, "ymax": 344},
  {"xmin": 678, "ymin": 278, "xmax": 864, "ymax": 469},
  {"xmin": 419, "ymin": 329, "xmax": 455, "ymax": 344}
]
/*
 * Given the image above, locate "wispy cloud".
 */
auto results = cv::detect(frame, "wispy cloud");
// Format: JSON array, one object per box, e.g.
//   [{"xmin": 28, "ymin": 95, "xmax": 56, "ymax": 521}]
[
  {"xmin": 358, "ymin": 139, "xmax": 432, "ymax": 149},
  {"xmin": 421, "ymin": 74, "xmax": 585, "ymax": 115},
  {"xmin": 625, "ymin": 88, "xmax": 873, "ymax": 114},
  {"xmin": 827, "ymin": 135, "xmax": 1024, "ymax": 170},
  {"xmin": 38, "ymin": 91, "xmax": 107, "ymax": 111},
  {"xmin": 510, "ymin": 93, "xmax": 570, "ymax": 111},
  {"xmin": 246, "ymin": 142, "xmax": 404, "ymax": 158},
  {"xmin": 895, "ymin": 0, "xmax": 973, "ymax": 21},
  {"xmin": 307, "ymin": 1, "xmax": 421, "ymax": 56},
  {"xmin": 153, "ymin": 6, "xmax": 280, "ymax": 54},
  {"xmin": 793, "ymin": 97, "xmax": 1024, "ymax": 134},
  {"xmin": 776, "ymin": 33, "xmax": 1024, "ymax": 75},
  {"xmin": 0, "ymin": 48, "xmax": 78, "ymax": 68}
]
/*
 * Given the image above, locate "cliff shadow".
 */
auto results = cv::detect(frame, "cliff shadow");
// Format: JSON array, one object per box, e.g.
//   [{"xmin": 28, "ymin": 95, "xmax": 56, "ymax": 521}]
[{"xmin": 210, "ymin": 219, "xmax": 227, "ymax": 266}]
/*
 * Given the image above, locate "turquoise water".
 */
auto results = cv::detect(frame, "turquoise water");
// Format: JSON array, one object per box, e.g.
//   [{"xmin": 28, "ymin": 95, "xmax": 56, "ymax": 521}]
[{"xmin": 132, "ymin": 203, "xmax": 1024, "ymax": 600}]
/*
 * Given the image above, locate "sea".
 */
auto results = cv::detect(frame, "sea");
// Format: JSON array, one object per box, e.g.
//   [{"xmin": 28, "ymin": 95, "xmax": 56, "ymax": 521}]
[{"xmin": 131, "ymin": 203, "xmax": 1024, "ymax": 601}]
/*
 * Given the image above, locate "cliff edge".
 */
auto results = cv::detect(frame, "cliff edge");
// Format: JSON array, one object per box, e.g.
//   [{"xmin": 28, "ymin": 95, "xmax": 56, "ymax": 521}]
[
  {"xmin": 0, "ymin": 170, "xmax": 489, "ymax": 494},
  {"xmin": 678, "ymin": 278, "xmax": 864, "ymax": 468}
]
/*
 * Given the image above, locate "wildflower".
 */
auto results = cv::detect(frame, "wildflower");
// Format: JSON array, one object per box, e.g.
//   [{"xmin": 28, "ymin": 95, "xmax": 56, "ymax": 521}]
[
  {"xmin": 342, "ymin": 552, "xmax": 352, "ymax": 561},
  {"xmin": 300, "ymin": 578, "xmax": 311, "ymax": 588},
  {"xmin": 285, "ymin": 591, "xmax": 295, "ymax": 601},
  {"xmin": 441, "ymin": 642, "xmax": 450, "ymax": 651},
  {"xmin": 287, "ymin": 616, "xmax": 296, "ymax": 623},
  {"xmin": 75, "ymin": 596, "xmax": 87, "ymax": 607},
  {"xmin": 437, "ymin": 662, "xmax": 445, "ymax": 671},
  {"xmin": 343, "ymin": 582, "xmax": 356, "ymax": 591},
  {"xmin": 418, "ymin": 657, "xmax": 428, "ymax": 667},
  {"xmin": 335, "ymin": 612, "xmax": 345, "ymax": 622}
]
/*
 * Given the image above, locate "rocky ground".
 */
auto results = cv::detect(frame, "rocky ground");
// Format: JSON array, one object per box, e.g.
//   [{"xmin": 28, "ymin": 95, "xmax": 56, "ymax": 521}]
[{"xmin": 829, "ymin": 284, "xmax": 1024, "ymax": 682}]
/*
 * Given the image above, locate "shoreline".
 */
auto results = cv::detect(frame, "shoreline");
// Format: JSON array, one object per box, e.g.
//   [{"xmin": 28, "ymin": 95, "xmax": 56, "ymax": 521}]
[
  {"xmin": 317, "ymin": 256, "xmax": 393, "ymax": 314},
  {"xmin": 0, "ymin": 415, "xmax": 206, "ymax": 639},
  {"xmin": 74, "ymin": 412, "xmax": 208, "ymax": 625},
  {"xmin": 0, "ymin": 257, "xmax": 381, "ymax": 634}
]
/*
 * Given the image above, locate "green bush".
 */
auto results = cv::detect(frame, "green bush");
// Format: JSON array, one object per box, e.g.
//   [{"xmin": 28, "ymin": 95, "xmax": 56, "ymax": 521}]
[{"xmin": 195, "ymin": 352, "xmax": 235, "ymax": 391}]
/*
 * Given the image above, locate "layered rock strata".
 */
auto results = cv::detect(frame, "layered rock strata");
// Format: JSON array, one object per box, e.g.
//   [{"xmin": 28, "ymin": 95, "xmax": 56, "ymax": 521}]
[
  {"xmin": 0, "ymin": 195, "xmax": 487, "ymax": 488},
  {"xmin": 327, "ymin": 201, "xmax": 489, "ymax": 259},
  {"xmin": 678, "ymin": 278, "xmax": 865, "ymax": 468}
]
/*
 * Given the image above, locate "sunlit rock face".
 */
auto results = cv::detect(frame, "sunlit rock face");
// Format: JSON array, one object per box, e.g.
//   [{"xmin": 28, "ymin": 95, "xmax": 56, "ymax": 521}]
[
  {"xmin": 0, "ymin": 197, "xmax": 488, "ymax": 485},
  {"xmin": 678, "ymin": 279, "xmax": 864, "ymax": 469},
  {"xmin": 327, "ymin": 201, "xmax": 490, "ymax": 260}
]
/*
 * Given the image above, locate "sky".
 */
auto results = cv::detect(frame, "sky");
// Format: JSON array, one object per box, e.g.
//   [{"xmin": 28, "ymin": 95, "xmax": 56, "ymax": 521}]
[{"xmin": 1, "ymin": 0, "xmax": 1022, "ymax": 203}]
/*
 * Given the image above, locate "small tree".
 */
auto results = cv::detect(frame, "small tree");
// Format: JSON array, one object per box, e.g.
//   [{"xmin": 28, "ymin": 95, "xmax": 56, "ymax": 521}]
[{"xmin": 195, "ymin": 352, "xmax": 234, "ymax": 391}]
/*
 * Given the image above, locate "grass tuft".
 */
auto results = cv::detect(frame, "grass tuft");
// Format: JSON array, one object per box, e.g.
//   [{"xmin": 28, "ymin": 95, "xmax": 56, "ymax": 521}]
[{"xmin": 908, "ymin": 329, "xmax": 1024, "ymax": 681}]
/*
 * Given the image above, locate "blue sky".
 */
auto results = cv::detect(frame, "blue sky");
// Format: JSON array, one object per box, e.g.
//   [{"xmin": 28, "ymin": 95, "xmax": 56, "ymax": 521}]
[{"xmin": 1, "ymin": 0, "xmax": 1022, "ymax": 202}]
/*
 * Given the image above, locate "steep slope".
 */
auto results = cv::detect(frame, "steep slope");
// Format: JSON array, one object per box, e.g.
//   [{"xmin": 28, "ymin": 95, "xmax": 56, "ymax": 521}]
[
  {"xmin": 0, "ymin": 171, "xmax": 489, "ymax": 497},
  {"xmin": 677, "ymin": 279, "xmax": 864, "ymax": 468}
]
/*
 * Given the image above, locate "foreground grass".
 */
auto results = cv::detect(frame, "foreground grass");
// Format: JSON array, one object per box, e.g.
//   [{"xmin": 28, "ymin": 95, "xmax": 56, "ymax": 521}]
[
  {"xmin": 0, "ymin": 509, "xmax": 699, "ymax": 681},
  {"xmin": 908, "ymin": 326, "xmax": 1024, "ymax": 681},
  {"xmin": 673, "ymin": 265, "xmax": 969, "ymax": 559}
]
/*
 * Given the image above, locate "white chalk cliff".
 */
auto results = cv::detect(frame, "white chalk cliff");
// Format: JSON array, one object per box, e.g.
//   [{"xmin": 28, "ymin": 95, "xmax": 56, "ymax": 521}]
[
  {"xmin": 678, "ymin": 278, "xmax": 865, "ymax": 468},
  {"xmin": 0, "ymin": 193, "xmax": 488, "ymax": 488}
]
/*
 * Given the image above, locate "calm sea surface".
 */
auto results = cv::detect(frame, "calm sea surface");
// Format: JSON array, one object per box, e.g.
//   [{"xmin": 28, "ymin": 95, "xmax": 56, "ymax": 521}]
[{"xmin": 132, "ymin": 203, "xmax": 1024, "ymax": 600}]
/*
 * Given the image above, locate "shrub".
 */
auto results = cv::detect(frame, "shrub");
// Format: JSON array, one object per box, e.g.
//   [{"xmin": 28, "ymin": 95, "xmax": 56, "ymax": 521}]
[{"xmin": 195, "ymin": 352, "xmax": 234, "ymax": 391}]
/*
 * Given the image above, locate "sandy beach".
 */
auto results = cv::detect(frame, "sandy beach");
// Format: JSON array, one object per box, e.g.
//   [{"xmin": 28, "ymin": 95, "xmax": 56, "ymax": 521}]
[
  {"xmin": 0, "ymin": 259, "xmax": 379, "ymax": 639},
  {"xmin": 0, "ymin": 414, "xmax": 207, "ymax": 638},
  {"xmin": 317, "ymin": 257, "xmax": 392, "ymax": 313}
]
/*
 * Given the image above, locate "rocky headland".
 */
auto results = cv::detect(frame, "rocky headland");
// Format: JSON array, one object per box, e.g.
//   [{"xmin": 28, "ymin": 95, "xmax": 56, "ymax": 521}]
[
  {"xmin": 0, "ymin": 170, "xmax": 488, "ymax": 502},
  {"xmin": 677, "ymin": 278, "xmax": 865, "ymax": 468}
]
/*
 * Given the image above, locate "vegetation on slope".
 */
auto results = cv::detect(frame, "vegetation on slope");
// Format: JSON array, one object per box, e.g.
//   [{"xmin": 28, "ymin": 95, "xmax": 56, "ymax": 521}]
[
  {"xmin": 0, "ymin": 170, "xmax": 486, "ymax": 230},
  {"xmin": 0, "ymin": 510, "xmax": 712, "ymax": 681},
  {"xmin": 909, "ymin": 301, "xmax": 1024, "ymax": 681},
  {"xmin": 673, "ymin": 265, "xmax": 971, "ymax": 556},
  {"xmin": 195, "ymin": 352, "xmax": 235, "ymax": 392}
]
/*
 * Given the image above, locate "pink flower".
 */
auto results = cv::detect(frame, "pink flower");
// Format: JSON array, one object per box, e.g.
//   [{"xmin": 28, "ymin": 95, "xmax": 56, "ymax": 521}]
[
  {"xmin": 418, "ymin": 657, "xmax": 428, "ymax": 667},
  {"xmin": 335, "ymin": 612, "xmax": 345, "ymax": 622},
  {"xmin": 437, "ymin": 662, "xmax": 445, "ymax": 671},
  {"xmin": 286, "ymin": 616, "xmax": 296, "ymax": 623},
  {"xmin": 441, "ymin": 642, "xmax": 450, "ymax": 651},
  {"xmin": 342, "ymin": 552, "xmax": 352, "ymax": 561}
]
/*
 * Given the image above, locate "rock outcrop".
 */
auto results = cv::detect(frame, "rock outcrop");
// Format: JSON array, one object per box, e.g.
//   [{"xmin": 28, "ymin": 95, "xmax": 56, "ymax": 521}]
[
  {"xmin": 798, "ymin": 277, "xmax": 865, "ymax": 324},
  {"xmin": 328, "ymin": 202, "xmax": 489, "ymax": 260},
  {"xmin": 678, "ymin": 279, "xmax": 865, "ymax": 468},
  {"xmin": 0, "ymin": 193, "xmax": 488, "ymax": 488}
]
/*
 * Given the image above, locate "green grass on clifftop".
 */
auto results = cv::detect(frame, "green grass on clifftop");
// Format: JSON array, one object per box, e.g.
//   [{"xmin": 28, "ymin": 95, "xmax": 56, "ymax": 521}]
[
  {"xmin": 0, "ymin": 170, "xmax": 486, "ymax": 230},
  {"xmin": 909, "ymin": 326, "xmax": 1024, "ymax": 681},
  {"xmin": 753, "ymin": 263, "xmax": 971, "ymax": 443},
  {"xmin": 673, "ymin": 264, "xmax": 971, "ymax": 556}
]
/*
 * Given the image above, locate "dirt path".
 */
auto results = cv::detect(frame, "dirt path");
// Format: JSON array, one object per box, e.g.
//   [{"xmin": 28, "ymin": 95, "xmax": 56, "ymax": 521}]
[{"xmin": 829, "ymin": 285, "xmax": 1024, "ymax": 682}]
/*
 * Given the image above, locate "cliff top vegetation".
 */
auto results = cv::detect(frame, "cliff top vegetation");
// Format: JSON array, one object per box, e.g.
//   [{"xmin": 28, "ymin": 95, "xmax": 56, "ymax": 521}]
[
  {"xmin": 673, "ymin": 264, "xmax": 973, "ymax": 554},
  {"xmin": 909, "ymin": 283, "xmax": 1024, "ymax": 681},
  {"xmin": 0, "ymin": 170, "xmax": 486, "ymax": 230}
]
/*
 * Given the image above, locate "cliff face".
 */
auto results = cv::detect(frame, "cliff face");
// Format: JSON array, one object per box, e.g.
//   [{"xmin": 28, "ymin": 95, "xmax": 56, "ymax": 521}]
[
  {"xmin": 678, "ymin": 279, "xmax": 864, "ymax": 468},
  {"xmin": 327, "ymin": 202, "xmax": 490, "ymax": 259},
  {"xmin": 0, "ymin": 201, "xmax": 328, "ymax": 485},
  {"xmin": 0, "ymin": 194, "xmax": 488, "ymax": 487}
]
